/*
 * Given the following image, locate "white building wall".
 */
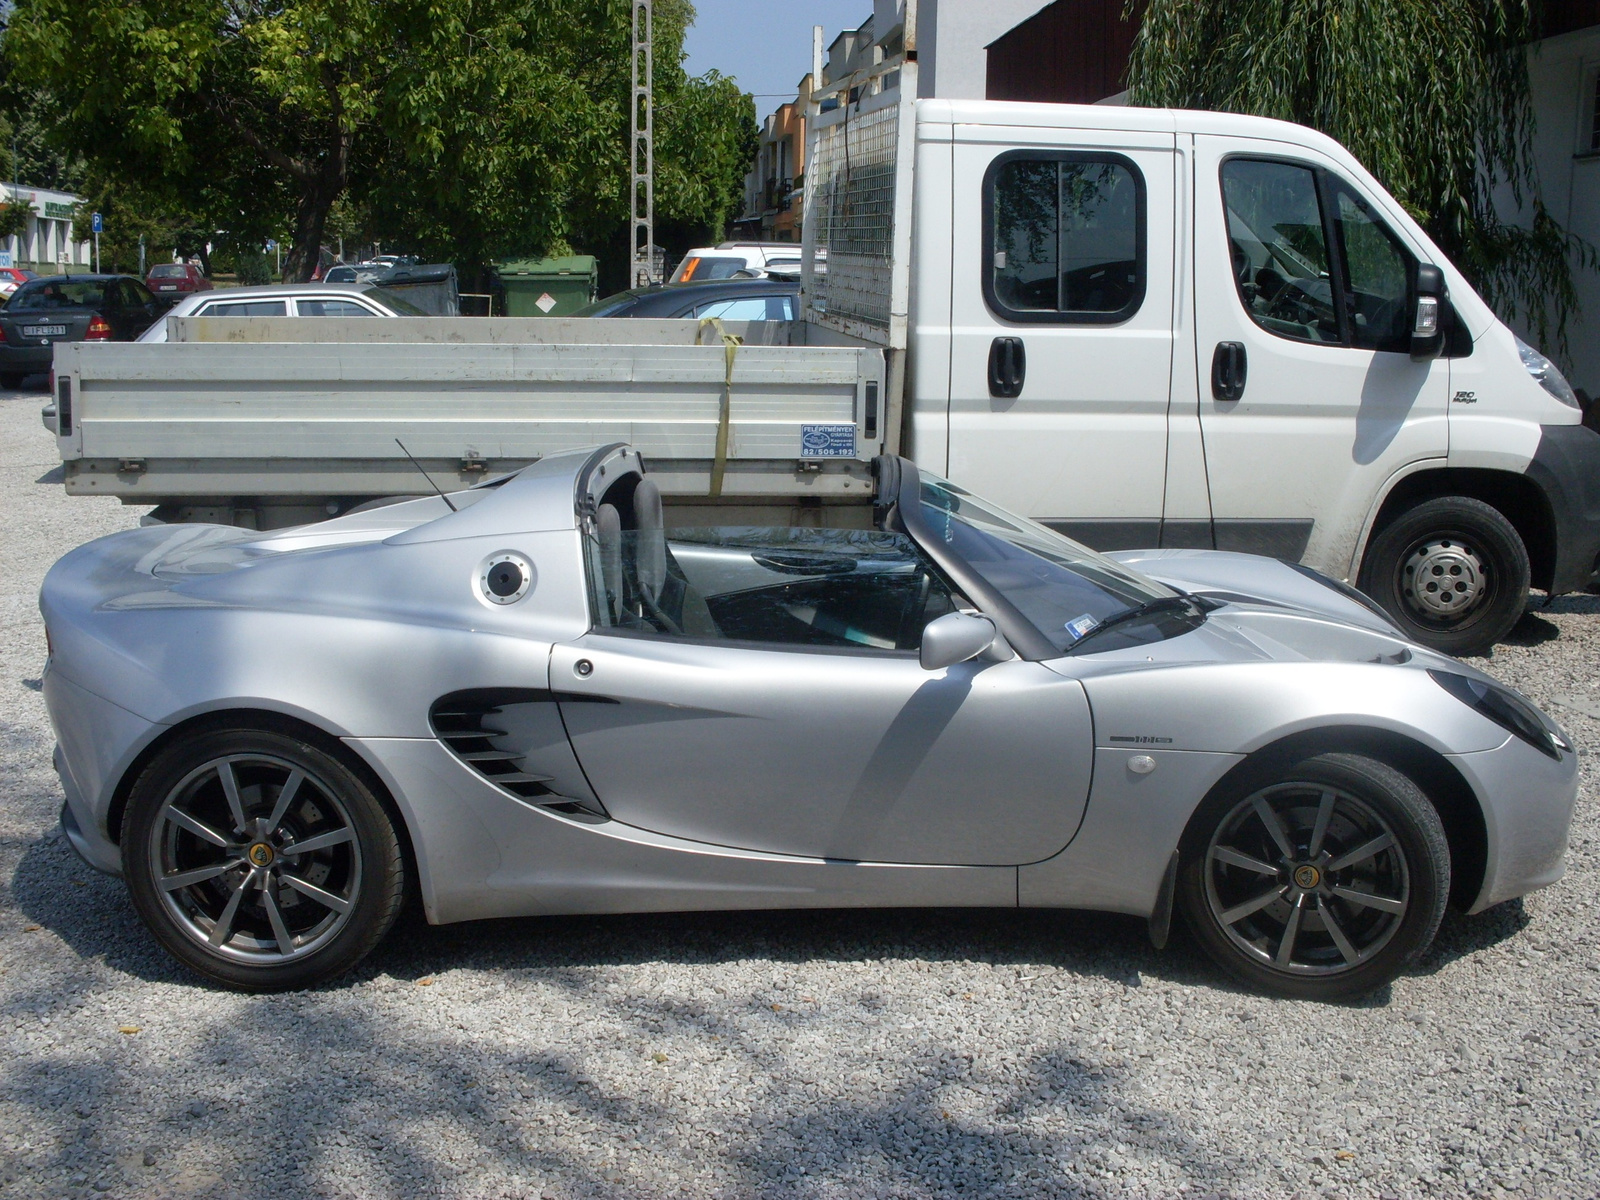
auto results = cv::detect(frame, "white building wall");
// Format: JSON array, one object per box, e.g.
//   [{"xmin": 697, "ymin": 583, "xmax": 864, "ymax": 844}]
[
  {"xmin": 915, "ymin": 0, "xmax": 1055, "ymax": 99},
  {"xmin": 1502, "ymin": 25, "xmax": 1600, "ymax": 396}
]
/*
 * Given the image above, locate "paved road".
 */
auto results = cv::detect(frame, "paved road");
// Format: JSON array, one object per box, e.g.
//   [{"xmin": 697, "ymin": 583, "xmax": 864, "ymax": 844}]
[{"xmin": 2, "ymin": 384, "xmax": 1597, "ymax": 1199}]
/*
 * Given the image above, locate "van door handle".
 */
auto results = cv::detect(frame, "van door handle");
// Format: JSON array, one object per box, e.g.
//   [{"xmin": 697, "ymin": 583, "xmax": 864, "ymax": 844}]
[
  {"xmin": 1211, "ymin": 342, "xmax": 1247, "ymax": 402},
  {"xmin": 988, "ymin": 337, "xmax": 1026, "ymax": 399}
]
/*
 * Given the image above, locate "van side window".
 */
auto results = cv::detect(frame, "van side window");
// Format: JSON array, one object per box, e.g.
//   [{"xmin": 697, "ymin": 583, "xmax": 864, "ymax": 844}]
[
  {"xmin": 1222, "ymin": 157, "xmax": 1420, "ymax": 354},
  {"xmin": 984, "ymin": 153, "xmax": 1146, "ymax": 324},
  {"xmin": 1221, "ymin": 160, "xmax": 1340, "ymax": 344},
  {"xmin": 1332, "ymin": 187, "xmax": 1412, "ymax": 352}
]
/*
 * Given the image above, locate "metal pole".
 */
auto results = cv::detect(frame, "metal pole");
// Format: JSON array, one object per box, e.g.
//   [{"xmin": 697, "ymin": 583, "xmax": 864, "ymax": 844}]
[
  {"xmin": 631, "ymin": 1, "xmax": 655, "ymax": 287},
  {"xmin": 93, "ymin": 230, "xmax": 99, "ymax": 274},
  {"xmin": 139, "ymin": 235, "xmax": 146, "ymax": 277}
]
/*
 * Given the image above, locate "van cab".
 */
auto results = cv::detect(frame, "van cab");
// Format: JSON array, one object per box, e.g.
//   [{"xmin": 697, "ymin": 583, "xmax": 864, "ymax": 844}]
[{"xmin": 907, "ymin": 101, "xmax": 1600, "ymax": 654}]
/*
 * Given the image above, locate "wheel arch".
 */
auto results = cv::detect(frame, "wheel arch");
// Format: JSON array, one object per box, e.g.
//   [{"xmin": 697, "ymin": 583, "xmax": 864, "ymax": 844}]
[
  {"xmin": 105, "ymin": 708, "xmax": 422, "ymax": 896},
  {"xmin": 1360, "ymin": 467, "xmax": 1556, "ymax": 591},
  {"xmin": 1184, "ymin": 725, "xmax": 1488, "ymax": 910}
]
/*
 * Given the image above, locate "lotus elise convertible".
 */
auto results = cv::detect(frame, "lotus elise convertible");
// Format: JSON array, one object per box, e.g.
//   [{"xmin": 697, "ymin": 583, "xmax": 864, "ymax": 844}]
[{"xmin": 40, "ymin": 446, "xmax": 1577, "ymax": 998}]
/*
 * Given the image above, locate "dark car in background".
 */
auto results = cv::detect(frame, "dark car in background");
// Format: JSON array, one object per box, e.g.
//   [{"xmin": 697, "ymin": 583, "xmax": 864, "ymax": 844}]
[
  {"xmin": 0, "ymin": 275, "xmax": 163, "ymax": 389},
  {"xmin": 146, "ymin": 262, "xmax": 213, "ymax": 296},
  {"xmin": 574, "ymin": 278, "xmax": 800, "ymax": 320}
]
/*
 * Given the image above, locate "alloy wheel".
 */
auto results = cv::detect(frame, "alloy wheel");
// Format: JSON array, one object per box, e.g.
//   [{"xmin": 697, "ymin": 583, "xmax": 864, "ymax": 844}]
[
  {"xmin": 148, "ymin": 754, "xmax": 362, "ymax": 964},
  {"xmin": 1203, "ymin": 782, "xmax": 1410, "ymax": 976}
]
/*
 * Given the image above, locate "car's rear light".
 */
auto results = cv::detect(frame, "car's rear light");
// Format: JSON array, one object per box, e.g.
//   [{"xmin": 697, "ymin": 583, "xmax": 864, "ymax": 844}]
[{"xmin": 85, "ymin": 315, "xmax": 112, "ymax": 340}]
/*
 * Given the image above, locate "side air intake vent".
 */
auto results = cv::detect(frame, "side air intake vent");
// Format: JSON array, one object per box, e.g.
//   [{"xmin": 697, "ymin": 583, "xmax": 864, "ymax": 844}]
[{"xmin": 429, "ymin": 689, "xmax": 608, "ymax": 822}]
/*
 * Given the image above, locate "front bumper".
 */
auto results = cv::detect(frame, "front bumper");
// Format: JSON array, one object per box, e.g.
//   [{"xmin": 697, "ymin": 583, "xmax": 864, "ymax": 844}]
[
  {"xmin": 1449, "ymin": 730, "xmax": 1579, "ymax": 912},
  {"xmin": 1528, "ymin": 423, "xmax": 1600, "ymax": 594}
]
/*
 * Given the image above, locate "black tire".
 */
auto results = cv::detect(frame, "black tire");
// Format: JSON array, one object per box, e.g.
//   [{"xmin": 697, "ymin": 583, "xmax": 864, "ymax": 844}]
[
  {"xmin": 1177, "ymin": 752, "xmax": 1450, "ymax": 1002},
  {"xmin": 1, "ymin": 372, "xmax": 25, "ymax": 390},
  {"xmin": 124, "ymin": 728, "xmax": 405, "ymax": 991},
  {"xmin": 1358, "ymin": 495, "xmax": 1529, "ymax": 656}
]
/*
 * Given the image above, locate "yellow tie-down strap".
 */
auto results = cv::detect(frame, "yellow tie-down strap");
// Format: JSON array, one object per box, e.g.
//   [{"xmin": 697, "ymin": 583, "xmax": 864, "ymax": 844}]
[{"xmin": 696, "ymin": 316, "xmax": 743, "ymax": 498}]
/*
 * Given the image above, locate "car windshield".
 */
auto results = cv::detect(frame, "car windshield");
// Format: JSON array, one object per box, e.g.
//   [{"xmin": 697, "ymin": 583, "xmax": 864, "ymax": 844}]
[
  {"xmin": 914, "ymin": 472, "xmax": 1197, "ymax": 654},
  {"xmin": 7, "ymin": 280, "xmax": 109, "ymax": 310},
  {"xmin": 361, "ymin": 286, "xmax": 428, "ymax": 315},
  {"xmin": 149, "ymin": 265, "xmax": 188, "ymax": 278},
  {"xmin": 672, "ymin": 256, "xmax": 747, "ymax": 282}
]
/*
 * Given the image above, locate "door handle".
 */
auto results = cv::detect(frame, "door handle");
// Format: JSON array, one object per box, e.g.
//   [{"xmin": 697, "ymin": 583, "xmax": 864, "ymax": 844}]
[
  {"xmin": 988, "ymin": 337, "xmax": 1026, "ymax": 399},
  {"xmin": 1211, "ymin": 342, "xmax": 1247, "ymax": 402}
]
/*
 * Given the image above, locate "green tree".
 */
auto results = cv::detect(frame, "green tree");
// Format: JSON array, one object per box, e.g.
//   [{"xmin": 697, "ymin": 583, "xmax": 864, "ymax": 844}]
[
  {"xmin": 1125, "ymin": 0, "xmax": 1592, "ymax": 357},
  {"xmin": 3, "ymin": 0, "xmax": 756, "ymax": 284}
]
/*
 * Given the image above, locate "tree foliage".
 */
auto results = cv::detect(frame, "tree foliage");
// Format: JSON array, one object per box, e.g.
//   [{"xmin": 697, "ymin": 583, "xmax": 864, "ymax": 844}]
[
  {"xmin": 1125, "ymin": 0, "xmax": 1593, "ymax": 357},
  {"xmin": 2, "ymin": 0, "xmax": 755, "ymax": 282}
]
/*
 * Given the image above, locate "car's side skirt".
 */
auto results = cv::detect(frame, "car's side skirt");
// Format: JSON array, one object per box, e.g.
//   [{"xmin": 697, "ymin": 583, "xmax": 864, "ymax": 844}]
[{"xmin": 349, "ymin": 738, "xmax": 1017, "ymax": 924}]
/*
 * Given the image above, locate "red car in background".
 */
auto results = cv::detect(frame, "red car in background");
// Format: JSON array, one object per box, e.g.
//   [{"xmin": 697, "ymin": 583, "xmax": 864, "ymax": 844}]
[
  {"xmin": 0, "ymin": 267, "xmax": 39, "ymax": 299},
  {"xmin": 145, "ymin": 262, "xmax": 212, "ymax": 296}
]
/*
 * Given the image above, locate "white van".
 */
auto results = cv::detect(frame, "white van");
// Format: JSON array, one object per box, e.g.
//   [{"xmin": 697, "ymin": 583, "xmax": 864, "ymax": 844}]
[
  {"xmin": 49, "ymin": 94, "xmax": 1600, "ymax": 656},
  {"xmin": 670, "ymin": 242, "xmax": 806, "ymax": 282}
]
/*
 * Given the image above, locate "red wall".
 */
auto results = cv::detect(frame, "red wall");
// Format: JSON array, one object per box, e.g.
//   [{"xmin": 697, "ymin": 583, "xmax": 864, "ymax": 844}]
[{"xmin": 986, "ymin": 0, "xmax": 1146, "ymax": 105}]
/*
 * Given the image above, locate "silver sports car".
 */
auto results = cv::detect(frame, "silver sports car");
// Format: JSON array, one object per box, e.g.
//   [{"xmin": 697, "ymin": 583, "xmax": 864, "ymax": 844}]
[{"xmin": 40, "ymin": 446, "xmax": 1577, "ymax": 999}]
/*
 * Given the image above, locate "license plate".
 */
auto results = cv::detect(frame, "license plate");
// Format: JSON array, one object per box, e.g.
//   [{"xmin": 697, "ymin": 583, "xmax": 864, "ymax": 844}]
[
  {"xmin": 22, "ymin": 325, "xmax": 66, "ymax": 337},
  {"xmin": 159, "ymin": 285, "xmax": 177, "ymax": 291}
]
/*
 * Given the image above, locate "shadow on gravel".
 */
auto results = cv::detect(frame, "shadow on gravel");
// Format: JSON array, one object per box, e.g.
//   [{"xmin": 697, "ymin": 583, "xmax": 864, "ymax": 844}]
[
  {"xmin": 35, "ymin": 465, "xmax": 64, "ymax": 485},
  {"xmin": 1502, "ymin": 611, "xmax": 1560, "ymax": 646},
  {"xmin": 1410, "ymin": 898, "xmax": 1531, "ymax": 978},
  {"xmin": 6, "ymin": 835, "xmax": 1250, "ymax": 1197}
]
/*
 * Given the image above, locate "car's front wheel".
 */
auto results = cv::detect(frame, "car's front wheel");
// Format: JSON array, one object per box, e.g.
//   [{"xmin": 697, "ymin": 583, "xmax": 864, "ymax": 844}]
[
  {"xmin": 1177, "ymin": 752, "xmax": 1450, "ymax": 1001},
  {"xmin": 124, "ymin": 728, "xmax": 406, "ymax": 991}
]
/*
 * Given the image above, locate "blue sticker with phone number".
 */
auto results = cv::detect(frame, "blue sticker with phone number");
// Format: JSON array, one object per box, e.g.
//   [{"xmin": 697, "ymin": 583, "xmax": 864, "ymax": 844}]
[{"xmin": 800, "ymin": 424, "xmax": 857, "ymax": 458}]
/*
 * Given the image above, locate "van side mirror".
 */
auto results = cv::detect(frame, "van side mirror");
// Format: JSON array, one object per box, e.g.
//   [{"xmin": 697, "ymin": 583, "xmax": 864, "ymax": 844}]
[
  {"xmin": 920, "ymin": 611, "xmax": 997, "ymax": 671},
  {"xmin": 1411, "ymin": 263, "xmax": 1446, "ymax": 362}
]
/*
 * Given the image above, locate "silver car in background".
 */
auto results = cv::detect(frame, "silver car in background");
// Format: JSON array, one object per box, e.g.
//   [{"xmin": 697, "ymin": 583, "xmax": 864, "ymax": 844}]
[
  {"xmin": 136, "ymin": 282, "xmax": 427, "ymax": 342},
  {"xmin": 38, "ymin": 446, "xmax": 1577, "ymax": 998}
]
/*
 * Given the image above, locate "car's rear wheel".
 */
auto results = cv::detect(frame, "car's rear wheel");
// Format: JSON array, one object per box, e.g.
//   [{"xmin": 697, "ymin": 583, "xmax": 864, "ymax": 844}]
[
  {"xmin": 1358, "ymin": 496, "xmax": 1529, "ymax": 656},
  {"xmin": 1177, "ymin": 752, "xmax": 1449, "ymax": 1001},
  {"xmin": 1, "ymin": 372, "xmax": 25, "ymax": 390},
  {"xmin": 124, "ymin": 728, "xmax": 405, "ymax": 991}
]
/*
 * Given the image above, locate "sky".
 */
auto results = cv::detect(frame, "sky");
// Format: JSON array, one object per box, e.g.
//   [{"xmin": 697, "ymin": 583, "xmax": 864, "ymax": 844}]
[{"xmin": 682, "ymin": 0, "xmax": 872, "ymax": 116}]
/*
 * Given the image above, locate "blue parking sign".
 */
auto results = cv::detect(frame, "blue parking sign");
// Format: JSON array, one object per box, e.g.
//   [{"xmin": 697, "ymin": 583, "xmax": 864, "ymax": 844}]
[{"xmin": 91, "ymin": 211, "xmax": 102, "ymax": 233}]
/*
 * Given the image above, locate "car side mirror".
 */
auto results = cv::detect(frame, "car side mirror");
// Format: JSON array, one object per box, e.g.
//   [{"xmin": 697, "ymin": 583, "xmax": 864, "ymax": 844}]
[
  {"xmin": 1411, "ymin": 263, "xmax": 1446, "ymax": 362},
  {"xmin": 920, "ymin": 611, "xmax": 998, "ymax": 671}
]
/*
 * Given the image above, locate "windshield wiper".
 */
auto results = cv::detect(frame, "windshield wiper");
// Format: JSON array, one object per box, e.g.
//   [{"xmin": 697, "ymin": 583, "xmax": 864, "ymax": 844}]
[{"xmin": 1067, "ymin": 593, "xmax": 1206, "ymax": 654}]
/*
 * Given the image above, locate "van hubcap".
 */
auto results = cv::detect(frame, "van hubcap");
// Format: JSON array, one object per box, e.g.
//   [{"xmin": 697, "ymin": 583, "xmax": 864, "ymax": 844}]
[{"xmin": 1401, "ymin": 538, "xmax": 1486, "ymax": 619}]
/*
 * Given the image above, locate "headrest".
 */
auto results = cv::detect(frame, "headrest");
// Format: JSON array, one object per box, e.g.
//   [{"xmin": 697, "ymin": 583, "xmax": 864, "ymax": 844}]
[
  {"xmin": 596, "ymin": 503, "xmax": 622, "ymax": 620},
  {"xmin": 634, "ymin": 478, "xmax": 667, "ymax": 604}
]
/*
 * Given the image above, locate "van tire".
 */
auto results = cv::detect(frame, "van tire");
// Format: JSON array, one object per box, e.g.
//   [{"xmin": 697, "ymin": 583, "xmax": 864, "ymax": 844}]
[{"xmin": 1358, "ymin": 496, "xmax": 1529, "ymax": 656}]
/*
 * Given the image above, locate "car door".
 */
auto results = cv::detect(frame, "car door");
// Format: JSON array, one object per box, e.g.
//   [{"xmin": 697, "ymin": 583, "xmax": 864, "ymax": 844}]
[
  {"xmin": 1192, "ymin": 137, "xmax": 1449, "ymax": 573},
  {"xmin": 945, "ymin": 127, "xmax": 1178, "ymax": 550},
  {"xmin": 550, "ymin": 524, "xmax": 1094, "ymax": 866},
  {"xmin": 121, "ymin": 279, "xmax": 160, "ymax": 337}
]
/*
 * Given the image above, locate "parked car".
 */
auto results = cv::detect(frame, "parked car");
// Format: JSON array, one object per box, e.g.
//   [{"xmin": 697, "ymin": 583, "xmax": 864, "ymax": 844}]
[
  {"xmin": 0, "ymin": 266, "xmax": 40, "ymax": 300},
  {"xmin": 575, "ymin": 278, "xmax": 800, "ymax": 320},
  {"xmin": 41, "ymin": 445, "xmax": 1576, "ymax": 997},
  {"xmin": 669, "ymin": 242, "xmax": 808, "ymax": 282},
  {"xmin": 0, "ymin": 275, "xmax": 162, "ymax": 388},
  {"xmin": 137, "ymin": 283, "xmax": 427, "ymax": 343},
  {"xmin": 146, "ymin": 262, "xmax": 213, "ymax": 297}
]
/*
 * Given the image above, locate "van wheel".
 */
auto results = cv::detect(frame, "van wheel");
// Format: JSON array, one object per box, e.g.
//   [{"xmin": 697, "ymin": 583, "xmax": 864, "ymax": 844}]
[{"xmin": 1358, "ymin": 496, "xmax": 1529, "ymax": 656}]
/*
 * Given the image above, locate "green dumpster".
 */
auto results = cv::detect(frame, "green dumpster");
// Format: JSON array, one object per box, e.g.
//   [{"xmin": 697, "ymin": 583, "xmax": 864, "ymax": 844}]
[{"xmin": 494, "ymin": 255, "xmax": 598, "ymax": 317}]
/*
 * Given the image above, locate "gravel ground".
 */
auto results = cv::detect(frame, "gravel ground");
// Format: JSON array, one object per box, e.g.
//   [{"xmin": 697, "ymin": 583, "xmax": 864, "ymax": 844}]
[{"xmin": 1, "ymin": 384, "xmax": 1597, "ymax": 1200}]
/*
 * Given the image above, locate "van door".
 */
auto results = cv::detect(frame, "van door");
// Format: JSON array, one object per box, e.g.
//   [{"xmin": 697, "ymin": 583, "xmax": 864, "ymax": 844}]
[
  {"xmin": 1191, "ymin": 136, "xmax": 1449, "ymax": 574},
  {"xmin": 945, "ymin": 128, "xmax": 1178, "ymax": 549}
]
